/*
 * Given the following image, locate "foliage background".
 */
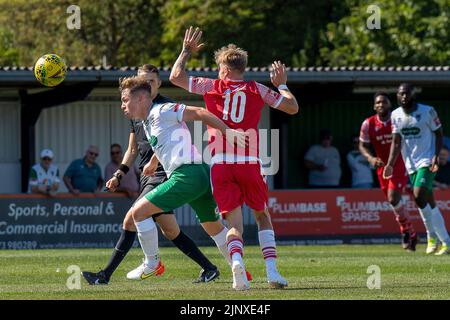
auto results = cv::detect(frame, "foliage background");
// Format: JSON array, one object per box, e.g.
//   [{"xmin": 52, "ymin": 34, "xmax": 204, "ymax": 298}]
[{"xmin": 0, "ymin": 0, "xmax": 448, "ymax": 67}]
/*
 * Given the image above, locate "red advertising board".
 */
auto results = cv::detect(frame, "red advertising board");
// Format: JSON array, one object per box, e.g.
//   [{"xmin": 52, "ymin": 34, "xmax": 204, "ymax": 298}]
[{"xmin": 269, "ymin": 189, "xmax": 450, "ymax": 237}]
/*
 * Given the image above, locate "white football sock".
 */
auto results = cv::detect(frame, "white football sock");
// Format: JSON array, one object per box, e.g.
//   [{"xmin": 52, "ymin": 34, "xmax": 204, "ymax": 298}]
[
  {"xmin": 418, "ymin": 204, "xmax": 437, "ymax": 240},
  {"xmin": 258, "ymin": 229, "xmax": 278, "ymax": 273},
  {"xmin": 227, "ymin": 239, "xmax": 244, "ymax": 266},
  {"xmin": 431, "ymin": 206, "xmax": 450, "ymax": 246},
  {"xmin": 135, "ymin": 218, "xmax": 159, "ymax": 268},
  {"xmin": 211, "ymin": 227, "xmax": 231, "ymax": 266}
]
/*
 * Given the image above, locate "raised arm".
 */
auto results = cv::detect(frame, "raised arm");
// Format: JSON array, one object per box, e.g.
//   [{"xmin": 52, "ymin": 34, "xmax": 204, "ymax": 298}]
[
  {"xmin": 270, "ymin": 61, "xmax": 299, "ymax": 115},
  {"xmin": 169, "ymin": 26, "xmax": 205, "ymax": 91}
]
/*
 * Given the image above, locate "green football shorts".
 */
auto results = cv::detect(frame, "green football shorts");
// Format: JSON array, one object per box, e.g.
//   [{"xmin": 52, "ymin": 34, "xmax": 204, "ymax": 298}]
[
  {"xmin": 409, "ymin": 166, "xmax": 436, "ymax": 191},
  {"xmin": 144, "ymin": 163, "xmax": 219, "ymax": 223}
]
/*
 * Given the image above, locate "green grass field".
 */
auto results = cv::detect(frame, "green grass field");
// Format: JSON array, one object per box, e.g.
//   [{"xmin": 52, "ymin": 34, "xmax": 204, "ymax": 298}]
[{"xmin": 0, "ymin": 245, "xmax": 449, "ymax": 300}]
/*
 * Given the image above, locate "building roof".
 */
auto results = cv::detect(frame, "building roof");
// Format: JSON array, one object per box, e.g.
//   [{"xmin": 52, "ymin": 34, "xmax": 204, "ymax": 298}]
[
  {"xmin": 0, "ymin": 65, "xmax": 449, "ymax": 86},
  {"xmin": 1, "ymin": 65, "xmax": 449, "ymax": 71}
]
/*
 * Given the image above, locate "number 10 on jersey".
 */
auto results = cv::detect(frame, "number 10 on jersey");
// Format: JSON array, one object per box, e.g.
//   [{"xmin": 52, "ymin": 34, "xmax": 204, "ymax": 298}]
[{"xmin": 223, "ymin": 91, "xmax": 246, "ymax": 124}]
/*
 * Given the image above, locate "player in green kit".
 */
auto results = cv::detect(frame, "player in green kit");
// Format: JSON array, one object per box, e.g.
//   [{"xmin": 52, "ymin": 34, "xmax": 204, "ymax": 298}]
[
  {"xmin": 119, "ymin": 76, "xmax": 249, "ymax": 279},
  {"xmin": 384, "ymin": 83, "xmax": 450, "ymax": 255}
]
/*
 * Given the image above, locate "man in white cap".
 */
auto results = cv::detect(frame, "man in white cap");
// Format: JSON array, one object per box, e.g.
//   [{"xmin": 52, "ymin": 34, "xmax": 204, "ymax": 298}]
[{"xmin": 28, "ymin": 149, "xmax": 60, "ymax": 196}]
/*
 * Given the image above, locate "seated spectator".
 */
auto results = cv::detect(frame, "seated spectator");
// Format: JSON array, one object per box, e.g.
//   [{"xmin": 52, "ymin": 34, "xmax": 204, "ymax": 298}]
[
  {"xmin": 63, "ymin": 145, "xmax": 103, "ymax": 195},
  {"xmin": 434, "ymin": 146, "xmax": 450, "ymax": 189},
  {"xmin": 29, "ymin": 149, "xmax": 60, "ymax": 196},
  {"xmin": 347, "ymin": 134, "xmax": 373, "ymax": 188},
  {"xmin": 304, "ymin": 129, "xmax": 341, "ymax": 188},
  {"xmin": 104, "ymin": 143, "xmax": 140, "ymax": 199}
]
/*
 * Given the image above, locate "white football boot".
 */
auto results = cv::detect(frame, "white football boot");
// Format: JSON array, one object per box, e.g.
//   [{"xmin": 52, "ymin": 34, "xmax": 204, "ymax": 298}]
[
  {"xmin": 126, "ymin": 259, "xmax": 165, "ymax": 280},
  {"xmin": 267, "ymin": 269, "xmax": 288, "ymax": 289},
  {"xmin": 231, "ymin": 260, "xmax": 250, "ymax": 291}
]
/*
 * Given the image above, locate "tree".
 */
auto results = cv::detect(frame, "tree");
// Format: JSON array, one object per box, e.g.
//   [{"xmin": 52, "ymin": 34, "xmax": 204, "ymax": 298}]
[
  {"xmin": 0, "ymin": 0, "xmax": 349, "ymax": 68},
  {"xmin": 0, "ymin": 0, "xmax": 164, "ymax": 66},
  {"xmin": 159, "ymin": 0, "xmax": 346, "ymax": 67},
  {"xmin": 0, "ymin": 28, "xmax": 19, "ymax": 66},
  {"xmin": 0, "ymin": 0, "xmax": 348, "ymax": 66},
  {"xmin": 0, "ymin": 0, "xmax": 447, "ymax": 67},
  {"xmin": 320, "ymin": 0, "xmax": 450, "ymax": 66}
]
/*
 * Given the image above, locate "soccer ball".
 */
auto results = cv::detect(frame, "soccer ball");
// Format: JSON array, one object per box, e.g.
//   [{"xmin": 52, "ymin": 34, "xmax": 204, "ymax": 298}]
[{"xmin": 34, "ymin": 54, "xmax": 67, "ymax": 87}]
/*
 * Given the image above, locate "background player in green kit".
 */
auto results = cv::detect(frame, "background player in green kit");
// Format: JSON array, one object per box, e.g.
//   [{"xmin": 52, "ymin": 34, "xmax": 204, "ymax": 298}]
[
  {"xmin": 384, "ymin": 83, "xmax": 450, "ymax": 255},
  {"xmin": 119, "ymin": 76, "xmax": 249, "ymax": 279}
]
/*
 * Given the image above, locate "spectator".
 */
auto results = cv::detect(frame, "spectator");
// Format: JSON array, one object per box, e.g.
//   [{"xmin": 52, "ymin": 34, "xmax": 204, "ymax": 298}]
[
  {"xmin": 104, "ymin": 143, "xmax": 140, "ymax": 198},
  {"xmin": 63, "ymin": 145, "xmax": 103, "ymax": 195},
  {"xmin": 304, "ymin": 129, "xmax": 341, "ymax": 188},
  {"xmin": 347, "ymin": 134, "xmax": 374, "ymax": 188},
  {"xmin": 29, "ymin": 149, "xmax": 60, "ymax": 196},
  {"xmin": 434, "ymin": 146, "xmax": 450, "ymax": 189}
]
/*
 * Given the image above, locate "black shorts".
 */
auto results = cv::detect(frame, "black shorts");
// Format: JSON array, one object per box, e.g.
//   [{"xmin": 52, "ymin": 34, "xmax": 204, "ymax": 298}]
[{"xmin": 134, "ymin": 173, "xmax": 174, "ymax": 219}]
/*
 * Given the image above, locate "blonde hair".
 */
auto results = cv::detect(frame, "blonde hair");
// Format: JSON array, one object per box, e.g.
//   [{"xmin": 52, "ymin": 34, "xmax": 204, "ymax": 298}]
[
  {"xmin": 214, "ymin": 44, "xmax": 248, "ymax": 73},
  {"xmin": 119, "ymin": 76, "xmax": 152, "ymax": 95}
]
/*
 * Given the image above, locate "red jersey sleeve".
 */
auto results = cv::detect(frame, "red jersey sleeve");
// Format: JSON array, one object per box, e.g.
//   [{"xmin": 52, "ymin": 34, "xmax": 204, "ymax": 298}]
[
  {"xmin": 359, "ymin": 119, "xmax": 371, "ymax": 143},
  {"xmin": 255, "ymin": 82, "xmax": 283, "ymax": 108},
  {"xmin": 189, "ymin": 76, "xmax": 215, "ymax": 95}
]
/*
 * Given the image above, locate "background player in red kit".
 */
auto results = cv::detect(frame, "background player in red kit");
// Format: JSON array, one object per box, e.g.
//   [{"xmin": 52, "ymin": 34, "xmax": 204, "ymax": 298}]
[
  {"xmin": 359, "ymin": 92, "xmax": 418, "ymax": 251},
  {"xmin": 170, "ymin": 27, "xmax": 299, "ymax": 290}
]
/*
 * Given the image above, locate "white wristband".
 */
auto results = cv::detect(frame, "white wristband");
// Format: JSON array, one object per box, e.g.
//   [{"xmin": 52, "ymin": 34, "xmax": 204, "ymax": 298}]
[{"xmin": 278, "ymin": 84, "xmax": 289, "ymax": 91}]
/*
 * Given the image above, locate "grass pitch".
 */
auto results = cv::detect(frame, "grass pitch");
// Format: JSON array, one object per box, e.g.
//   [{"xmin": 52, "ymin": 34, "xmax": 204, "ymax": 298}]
[{"xmin": 0, "ymin": 245, "xmax": 449, "ymax": 300}]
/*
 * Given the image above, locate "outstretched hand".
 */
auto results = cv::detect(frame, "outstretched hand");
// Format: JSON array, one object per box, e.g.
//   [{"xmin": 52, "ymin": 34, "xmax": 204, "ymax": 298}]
[
  {"xmin": 183, "ymin": 26, "xmax": 205, "ymax": 54},
  {"xmin": 270, "ymin": 61, "xmax": 288, "ymax": 87}
]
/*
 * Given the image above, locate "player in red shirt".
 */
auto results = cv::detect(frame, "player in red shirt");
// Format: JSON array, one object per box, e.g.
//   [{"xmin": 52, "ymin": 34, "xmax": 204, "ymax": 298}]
[
  {"xmin": 170, "ymin": 27, "xmax": 299, "ymax": 290},
  {"xmin": 359, "ymin": 92, "xmax": 418, "ymax": 251}
]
